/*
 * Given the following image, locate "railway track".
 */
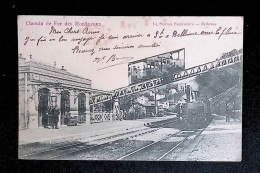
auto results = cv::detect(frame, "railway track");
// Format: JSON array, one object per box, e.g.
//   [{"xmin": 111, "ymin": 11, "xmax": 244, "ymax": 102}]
[
  {"xmin": 19, "ymin": 119, "xmax": 177, "ymax": 160},
  {"xmin": 20, "ymin": 117, "xmax": 207, "ymax": 160},
  {"xmin": 117, "ymin": 128, "xmax": 206, "ymax": 161}
]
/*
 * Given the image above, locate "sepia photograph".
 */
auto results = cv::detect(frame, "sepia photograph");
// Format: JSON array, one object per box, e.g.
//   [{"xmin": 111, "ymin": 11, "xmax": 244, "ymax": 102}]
[{"xmin": 18, "ymin": 16, "xmax": 243, "ymax": 161}]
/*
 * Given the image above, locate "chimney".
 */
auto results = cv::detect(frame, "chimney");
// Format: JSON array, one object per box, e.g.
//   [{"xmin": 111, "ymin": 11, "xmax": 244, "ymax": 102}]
[{"xmin": 54, "ymin": 61, "xmax": 56, "ymax": 67}]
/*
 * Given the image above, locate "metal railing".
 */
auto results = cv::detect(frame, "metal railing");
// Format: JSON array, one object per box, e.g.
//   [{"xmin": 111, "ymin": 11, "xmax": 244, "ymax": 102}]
[
  {"xmin": 90, "ymin": 52, "xmax": 243, "ymax": 105},
  {"xmin": 90, "ymin": 112, "xmax": 123, "ymax": 123}
]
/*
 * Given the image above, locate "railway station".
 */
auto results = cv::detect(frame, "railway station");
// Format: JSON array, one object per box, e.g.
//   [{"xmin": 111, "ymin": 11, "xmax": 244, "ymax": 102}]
[
  {"xmin": 18, "ymin": 48, "xmax": 187, "ymax": 131},
  {"xmin": 19, "ymin": 48, "xmax": 242, "ymax": 161},
  {"xmin": 16, "ymin": 15, "xmax": 244, "ymax": 163},
  {"xmin": 18, "ymin": 54, "xmax": 113, "ymax": 130},
  {"xmin": 19, "ymin": 48, "xmax": 242, "ymax": 131}
]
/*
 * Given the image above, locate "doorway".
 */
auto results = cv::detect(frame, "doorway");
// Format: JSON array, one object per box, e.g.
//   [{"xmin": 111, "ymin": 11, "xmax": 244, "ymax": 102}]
[
  {"xmin": 61, "ymin": 90, "xmax": 70, "ymax": 125},
  {"xmin": 38, "ymin": 88, "xmax": 50, "ymax": 127},
  {"xmin": 78, "ymin": 93, "xmax": 86, "ymax": 123}
]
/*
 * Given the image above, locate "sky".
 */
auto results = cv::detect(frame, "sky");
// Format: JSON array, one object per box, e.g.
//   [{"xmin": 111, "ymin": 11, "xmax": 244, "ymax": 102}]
[{"xmin": 18, "ymin": 16, "xmax": 243, "ymax": 91}]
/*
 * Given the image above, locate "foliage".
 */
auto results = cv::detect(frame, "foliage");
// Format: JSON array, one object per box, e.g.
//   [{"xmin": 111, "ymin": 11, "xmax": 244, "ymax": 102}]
[
  {"xmin": 128, "ymin": 104, "xmax": 146, "ymax": 119},
  {"xmin": 195, "ymin": 63, "xmax": 242, "ymax": 115},
  {"xmin": 195, "ymin": 63, "xmax": 241, "ymax": 99},
  {"xmin": 119, "ymin": 94, "xmax": 139, "ymax": 119}
]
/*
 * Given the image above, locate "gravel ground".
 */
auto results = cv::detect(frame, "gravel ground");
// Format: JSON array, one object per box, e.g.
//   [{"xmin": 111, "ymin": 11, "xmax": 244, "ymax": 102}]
[
  {"xmin": 130, "ymin": 128, "xmax": 179, "ymax": 141},
  {"xmin": 59, "ymin": 128, "xmax": 180, "ymax": 160},
  {"xmin": 62, "ymin": 139, "xmax": 153, "ymax": 160},
  {"xmin": 182, "ymin": 119, "xmax": 242, "ymax": 161},
  {"xmin": 20, "ymin": 117, "xmax": 237, "ymax": 161}
]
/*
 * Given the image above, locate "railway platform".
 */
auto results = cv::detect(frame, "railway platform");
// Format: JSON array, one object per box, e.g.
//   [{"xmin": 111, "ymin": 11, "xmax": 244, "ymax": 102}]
[
  {"xmin": 172, "ymin": 114, "xmax": 242, "ymax": 161},
  {"xmin": 19, "ymin": 115, "xmax": 177, "ymax": 146}
]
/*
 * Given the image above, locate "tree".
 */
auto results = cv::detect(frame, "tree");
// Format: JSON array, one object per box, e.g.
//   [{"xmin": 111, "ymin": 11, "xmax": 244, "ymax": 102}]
[
  {"xmin": 119, "ymin": 94, "xmax": 139, "ymax": 119},
  {"xmin": 195, "ymin": 63, "xmax": 241, "ymax": 99},
  {"xmin": 195, "ymin": 63, "xmax": 242, "ymax": 116}
]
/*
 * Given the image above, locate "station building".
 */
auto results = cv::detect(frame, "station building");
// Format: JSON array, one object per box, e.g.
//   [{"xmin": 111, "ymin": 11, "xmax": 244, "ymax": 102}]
[{"xmin": 19, "ymin": 55, "xmax": 92, "ymax": 130}]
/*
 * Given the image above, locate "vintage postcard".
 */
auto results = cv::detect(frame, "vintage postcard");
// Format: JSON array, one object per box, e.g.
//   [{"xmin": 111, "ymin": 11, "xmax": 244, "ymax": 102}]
[{"xmin": 18, "ymin": 16, "xmax": 243, "ymax": 161}]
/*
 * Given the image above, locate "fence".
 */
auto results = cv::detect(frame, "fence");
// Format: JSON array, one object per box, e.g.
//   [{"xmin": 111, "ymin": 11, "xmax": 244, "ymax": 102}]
[{"xmin": 90, "ymin": 112, "xmax": 123, "ymax": 123}]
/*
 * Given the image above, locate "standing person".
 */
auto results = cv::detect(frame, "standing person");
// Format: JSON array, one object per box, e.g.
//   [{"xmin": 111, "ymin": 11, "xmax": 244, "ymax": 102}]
[
  {"xmin": 225, "ymin": 103, "xmax": 231, "ymax": 122},
  {"xmin": 49, "ymin": 107, "xmax": 55, "ymax": 129},
  {"xmin": 42, "ymin": 111, "xmax": 48, "ymax": 128},
  {"xmin": 53, "ymin": 106, "xmax": 60, "ymax": 129}
]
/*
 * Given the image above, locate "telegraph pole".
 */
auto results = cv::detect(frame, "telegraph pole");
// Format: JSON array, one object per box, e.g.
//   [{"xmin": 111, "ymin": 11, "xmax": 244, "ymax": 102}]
[{"xmin": 154, "ymin": 87, "xmax": 158, "ymax": 115}]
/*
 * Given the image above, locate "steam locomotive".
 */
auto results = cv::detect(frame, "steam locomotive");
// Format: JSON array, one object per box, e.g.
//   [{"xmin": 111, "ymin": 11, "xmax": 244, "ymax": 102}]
[{"xmin": 175, "ymin": 85, "xmax": 212, "ymax": 129}]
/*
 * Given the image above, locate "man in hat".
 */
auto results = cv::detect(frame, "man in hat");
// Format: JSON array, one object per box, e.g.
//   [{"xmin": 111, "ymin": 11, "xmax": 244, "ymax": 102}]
[{"xmin": 51, "ymin": 106, "xmax": 60, "ymax": 129}]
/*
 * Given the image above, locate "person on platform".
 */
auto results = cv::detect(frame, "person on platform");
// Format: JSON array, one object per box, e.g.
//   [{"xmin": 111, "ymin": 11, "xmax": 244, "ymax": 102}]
[
  {"xmin": 42, "ymin": 111, "xmax": 48, "ymax": 128},
  {"xmin": 225, "ymin": 103, "xmax": 231, "ymax": 122},
  {"xmin": 51, "ymin": 106, "xmax": 60, "ymax": 129}
]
